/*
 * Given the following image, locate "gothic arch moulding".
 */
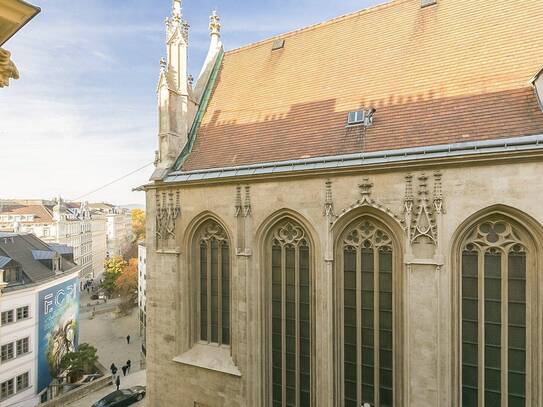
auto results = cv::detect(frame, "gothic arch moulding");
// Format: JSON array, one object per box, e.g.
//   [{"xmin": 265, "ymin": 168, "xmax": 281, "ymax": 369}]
[{"xmin": 450, "ymin": 204, "xmax": 543, "ymax": 407}]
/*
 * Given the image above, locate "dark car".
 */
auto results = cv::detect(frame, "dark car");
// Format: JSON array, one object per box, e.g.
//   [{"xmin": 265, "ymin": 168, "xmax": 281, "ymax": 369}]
[{"xmin": 92, "ymin": 386, "xmax": 146, "ymax": 407}]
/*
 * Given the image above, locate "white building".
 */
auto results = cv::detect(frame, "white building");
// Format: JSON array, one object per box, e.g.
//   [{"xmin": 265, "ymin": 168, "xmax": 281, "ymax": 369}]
[
  {"xmin": 137, "ymin": 243, "xmax": 146, "ymax": 359},
  {"xmin": 0, "ymin": 233, "xmax": 79, "ymax": 407},
  {"xmin": 89, "ymin": 204, "xmax": 132, "ymax": 258}
]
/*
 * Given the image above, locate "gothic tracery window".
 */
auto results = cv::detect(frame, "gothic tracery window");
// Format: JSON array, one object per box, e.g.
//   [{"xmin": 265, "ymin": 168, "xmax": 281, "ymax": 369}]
[
  {"xmin": 341, "ymin": 218, "xmax": 394, "ymax": 407},
  {"xmin": 197, "ymin": 220, "xmax": 230, "ymax": 345},
  {"xmin": 461, "ymin": 220, "xmax": 529, "ymax": 407},
  {"xmin": 270, "ymin": 220, "xmax": 311, "ymax": 407}
]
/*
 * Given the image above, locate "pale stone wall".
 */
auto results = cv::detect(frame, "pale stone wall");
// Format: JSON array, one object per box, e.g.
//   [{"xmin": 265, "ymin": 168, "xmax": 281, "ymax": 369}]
[{"xmin": 145, "ymin": 157, "xmax": 543, "ymax": 407}]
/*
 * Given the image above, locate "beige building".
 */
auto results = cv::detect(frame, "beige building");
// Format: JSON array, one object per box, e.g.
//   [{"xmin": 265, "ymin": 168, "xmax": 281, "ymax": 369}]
[
  {"xmin": 91, "ymin": 209, "xmax": 107, "ymax": 278},
  {"xmin": 0, "ymin": 0, "xmax": 40, "ymax": 88},
  {"xmin": 0, "ymin": 199, "xmax": 95, "ymax": 278},
  {"xmin": 143, "ymin": 1, "xmax": 543, "ymax": 406}
]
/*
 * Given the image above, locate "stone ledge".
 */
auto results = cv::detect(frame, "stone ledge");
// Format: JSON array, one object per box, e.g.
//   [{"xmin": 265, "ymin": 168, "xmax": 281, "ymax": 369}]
[{"xmin": 173, "ymin": 343, "xmax": 241, "ymax": 377}]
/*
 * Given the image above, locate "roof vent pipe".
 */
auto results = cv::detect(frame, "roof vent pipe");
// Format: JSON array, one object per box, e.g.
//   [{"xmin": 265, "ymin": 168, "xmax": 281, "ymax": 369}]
[{"xmin": 421, "ymin": 0, "xmax": 437, "ymax": 7}]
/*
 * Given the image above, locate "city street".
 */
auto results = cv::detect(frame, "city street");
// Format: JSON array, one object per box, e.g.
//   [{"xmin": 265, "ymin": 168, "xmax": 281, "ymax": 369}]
[{"xmin": 65, "ymin": 370, "xmax": 146, "ymax": 407}]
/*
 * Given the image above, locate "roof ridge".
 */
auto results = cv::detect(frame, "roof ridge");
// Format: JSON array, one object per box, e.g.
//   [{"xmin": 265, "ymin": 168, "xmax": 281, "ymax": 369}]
[{"xmin": 225, "ymin": 0, "xmax": 407, "ymax": 55}]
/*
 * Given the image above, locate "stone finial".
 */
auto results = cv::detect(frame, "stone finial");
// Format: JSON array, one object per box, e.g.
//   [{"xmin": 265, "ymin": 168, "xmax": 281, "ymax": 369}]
[
  {"xmin": 172, "ymin": 0, "xmax": 182, "ymax": 21},
  {"xmin": 209, "ymin": 9, "xmax": 221, "ymax": 36},
  {"xmin": 159, "ymin": 57, "xmax": 167, "ymax": 72}
]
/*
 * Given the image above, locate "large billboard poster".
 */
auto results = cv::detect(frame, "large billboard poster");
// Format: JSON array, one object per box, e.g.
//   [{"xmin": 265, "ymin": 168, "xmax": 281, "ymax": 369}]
[{"xmin": 37, "ymin": 277, "xmax": 80, "ymax": 392}]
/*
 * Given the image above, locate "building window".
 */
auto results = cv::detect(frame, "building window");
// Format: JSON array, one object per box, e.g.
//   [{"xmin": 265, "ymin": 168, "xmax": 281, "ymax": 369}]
[
  {"xmin": 1, "ymin": 343, "xmax": 14, "ymax": 362},
  {"xmin": 197, "ymin": 220, "xmax": 230, "ymax": 346},
  {"xmin": 269, "ymin": 220, "xmax": 312, "ymax": 407},
  {"xmin": 341, "ymin": 218, "xmax": 394, "ymax": 407},
  {"xmin": 16, "ymin": 372, "xmax": 29, "ymax": 392},
  {"xmin": 0, "ymin": 378, "xmax": 14, "ymax": 400},
  {"xmin": 16, "ymin": 306, "xmax": 29, "ymax": 321},
  {"xmin": 460, "ymin": 220, "xmax": 532, "ymax": 406},
  {"xmin": 16, "ymin": 338, "xmax": 29, "ymax": 356},
  {"xmin": 1, "ymin": 310, "xmax": 14, "ymax": 325}
]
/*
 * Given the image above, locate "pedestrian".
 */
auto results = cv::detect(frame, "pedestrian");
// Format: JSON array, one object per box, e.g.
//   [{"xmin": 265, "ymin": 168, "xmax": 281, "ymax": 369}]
[
  {"xmin": 115, "ymin": 375, "xmax": 120, "ymax": 391},
  {"xmin": 110, "ymin": 363, "xmax": 117, "ymax": 375},
  {"xmin": 126, "ymin": 359, "xmax": 131, "ymax": 374},
  {"xmin": 126, "ymin": 334, "xmax": 131, "ymax": 344},
  {"xmin": 122, "ymin": 365, "xmax": 128, "ymax": 376}
]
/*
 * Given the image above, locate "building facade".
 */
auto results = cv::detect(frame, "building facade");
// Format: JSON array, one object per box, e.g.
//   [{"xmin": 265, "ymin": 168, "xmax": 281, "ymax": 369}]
[
  {"xmin": 0, "ymin": 0, "xmax": 40, "ymax": 88},
  {"xmin": 91, "ymin": 210, "xmax": 107, "ymax": 278},
  {"xmin": 0, "ymin": 199, "xmax": 94, "ymax": 279},
  {"xmin": 0, "ymin": 233, "xmax": 79, "ymax": 407},
  {"xmin": 144, "ymin": 1, "xmax": 543, "ymax": 406},
  {"xmin": 89, "ymin": 203, "xmax": 132, "ymax": 258},
  {"xmin": 138, "ymin": 243, "xmax": 147, "ymax": 360}
]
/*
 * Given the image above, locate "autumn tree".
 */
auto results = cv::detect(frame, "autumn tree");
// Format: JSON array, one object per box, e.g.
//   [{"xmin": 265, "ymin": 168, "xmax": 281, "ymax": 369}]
[
  {"xmin": 131, "ymin": 209, "xmax": 145, "ymax": 242},
  {"xmin": 116, "ymin": 258, "xmax": 138, "ymax": 315},
  {"xmin": 101, "ymin": 256, "xmax": 126, "ymax": 297}
]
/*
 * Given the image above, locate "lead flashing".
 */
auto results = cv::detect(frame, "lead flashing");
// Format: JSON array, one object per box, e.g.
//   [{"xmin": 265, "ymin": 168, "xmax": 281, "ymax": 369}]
[{"xmin": 164, "ymin": 134, "xmax": 543, "ymax": 184}]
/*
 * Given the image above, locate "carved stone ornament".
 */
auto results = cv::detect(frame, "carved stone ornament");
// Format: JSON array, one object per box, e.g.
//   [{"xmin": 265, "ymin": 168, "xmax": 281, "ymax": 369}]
[
  {"xmin": 156, "ymin": 190, "xmax": 181, "ymax": 248},
  {"xmin": 343, "ymin": 219, "xmax": 392, "ymax": 250},
  {"xmin": 404, "ymin": 171, "xmax": 445, "ymax": 245},
  {"xmin": 234, "ymin": 186, "xmax": 242, "ymax": 217},
  {"xmin": 332, "ymin": 177, "xmax": 403, "ymax": 228},
  {"xmin": 200, "ymin": 220, "xmax": 227, "ymax": 243},
  {"xmin": 243, "ymin": 186, "xmax": 252, "ymax": 217},
  {"xmin": 0, "ymin": 48, "xmax": 19, "ymax": 88},
  {"xmin": 464, "ymin": 220, "xmax": 525, "ymax": 253},
  {"xmin": 273, "ymin": 221, "xmax": 308, "ymax": 247},
  {"xmin": 324, "ymin": 180, "xmax": 335, "ymax": 218}
]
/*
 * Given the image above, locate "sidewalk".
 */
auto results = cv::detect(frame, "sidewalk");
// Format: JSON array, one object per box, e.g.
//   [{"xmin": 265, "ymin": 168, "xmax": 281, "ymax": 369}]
[{"xmin": 65, "ymin": 370, "xmax": 146, "ymax": 407}]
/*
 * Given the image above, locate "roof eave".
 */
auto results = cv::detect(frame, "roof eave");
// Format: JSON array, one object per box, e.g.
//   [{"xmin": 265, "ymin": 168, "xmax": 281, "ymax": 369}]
[{"xmin": 0, "ymin": 0, "xmax": 41, "ymax": 46}]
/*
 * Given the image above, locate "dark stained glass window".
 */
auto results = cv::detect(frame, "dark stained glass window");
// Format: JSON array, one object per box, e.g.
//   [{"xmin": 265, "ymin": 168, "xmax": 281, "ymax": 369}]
[
  {"xmin": 461, "ymin": 221, "xmax": 527, "ymax": 407},
  {"xmin": 342, "ymin": 219, "xmax": 394, "ymax": 407},
  {"xmin": 198, "ymin": 221, "xmax": 230, "ymax": 346},
  {"xmin": 270, "ymin": 221, "xmax": 311, "ymax": 407}
]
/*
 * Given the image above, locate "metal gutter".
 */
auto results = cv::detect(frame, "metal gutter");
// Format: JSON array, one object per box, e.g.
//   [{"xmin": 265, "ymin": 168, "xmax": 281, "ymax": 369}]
[
  {"xmin": 164, "ymin": 134, "xmax": 543, "ymax": 183},
  {"xmin": 171, "ymin": 48, "xmax": 225, "ymax": 171}
]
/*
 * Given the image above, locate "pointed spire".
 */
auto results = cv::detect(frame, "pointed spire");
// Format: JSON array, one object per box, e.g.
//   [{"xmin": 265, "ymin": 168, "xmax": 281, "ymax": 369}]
[{"xmin": 209, "ymin": 9, "xmax": 221, "ymax": 36}]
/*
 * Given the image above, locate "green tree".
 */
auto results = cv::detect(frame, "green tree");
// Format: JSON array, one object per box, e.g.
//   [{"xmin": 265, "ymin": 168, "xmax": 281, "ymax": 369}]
[
  {"xmin": 101, "ymin": 256, "xmax": 126, "ymax": 297},
  {"xmin": 59, "ymin": 343, "xmax": 98, "ymax": 383}
]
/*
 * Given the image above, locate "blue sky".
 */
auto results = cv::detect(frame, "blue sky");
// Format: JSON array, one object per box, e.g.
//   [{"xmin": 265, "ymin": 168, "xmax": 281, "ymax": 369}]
[{"xmin": 0, "ymin": 0, "xmax": 382, "ymax": 205}]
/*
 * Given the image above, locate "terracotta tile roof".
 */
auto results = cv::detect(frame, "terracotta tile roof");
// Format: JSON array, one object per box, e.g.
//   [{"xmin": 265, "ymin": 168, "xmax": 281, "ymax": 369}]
[
  {"xmin": 0, "ymin": 204, "xmax": 53, "ymax": 223},
  {"xmin": 181, "ymin": 0, "xmax": 543, "ymax": 171}
]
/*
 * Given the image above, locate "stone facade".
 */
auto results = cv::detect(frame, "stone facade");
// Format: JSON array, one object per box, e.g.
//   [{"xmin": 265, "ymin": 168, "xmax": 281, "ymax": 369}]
[
  {"xmin": 144, "ymin": 1, "xmax": 543, "ymax": 406},
  {"xmin": 145, "ymin": 157, "xmax": 543, "ymax": 407}
]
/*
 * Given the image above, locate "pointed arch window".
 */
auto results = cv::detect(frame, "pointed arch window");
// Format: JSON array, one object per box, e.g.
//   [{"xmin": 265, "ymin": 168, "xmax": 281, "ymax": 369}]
[
  {"xmin": 197, "ymin": 220, "xmax": 230, "ymax": 345},
  {"xmin": 269, "ymin": 221, "xmax": 312, "ymax": 407},
  {"xmin": 460, "ymin": 220, "xmax": 530, "ymax": 406},
  {"xmin": 341, "ymin": 218, "xmax": 394, "ymax": 407}
]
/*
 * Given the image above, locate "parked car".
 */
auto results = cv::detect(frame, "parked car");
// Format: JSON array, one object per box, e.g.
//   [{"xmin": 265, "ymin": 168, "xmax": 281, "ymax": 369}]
[
  {"xmin": 76, "ymin": 373, "xmax": 102, "ymax": 384},
  {"xmin": 91, "ymin": 386, "xmax": 146, "ymax": 407}
]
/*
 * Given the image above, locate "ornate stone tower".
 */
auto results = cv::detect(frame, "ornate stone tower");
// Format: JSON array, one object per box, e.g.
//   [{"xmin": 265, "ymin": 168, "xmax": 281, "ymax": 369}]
[{"xmin": 153, "ymin": 0, "xmax": 191, "ymax": 179}]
